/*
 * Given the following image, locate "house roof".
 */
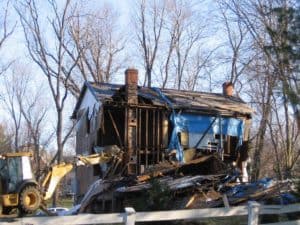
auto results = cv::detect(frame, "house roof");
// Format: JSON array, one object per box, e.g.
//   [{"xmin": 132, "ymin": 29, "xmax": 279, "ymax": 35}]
[{"xmin": 72, "ymin": 82, "xmax": 253, "ymax": 119}]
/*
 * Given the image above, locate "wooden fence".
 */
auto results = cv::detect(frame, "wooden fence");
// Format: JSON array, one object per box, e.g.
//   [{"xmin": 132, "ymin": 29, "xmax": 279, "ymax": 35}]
[{"xmin": 1, "ymin": 201, "xmax": 300, "ymax": 225}]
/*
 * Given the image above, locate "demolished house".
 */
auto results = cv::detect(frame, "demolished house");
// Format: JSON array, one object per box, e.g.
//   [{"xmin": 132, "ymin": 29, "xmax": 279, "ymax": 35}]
[{"xmin": 71, "ymin": 68, "xmax": 254, "ymax": 212}]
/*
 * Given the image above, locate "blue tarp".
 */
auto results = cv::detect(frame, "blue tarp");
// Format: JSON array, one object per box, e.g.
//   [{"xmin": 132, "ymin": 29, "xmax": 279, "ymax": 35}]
[
  {"xmin": 170, "ymin": 113, "xmax": 244, "ymax": 138},
  {"xmin": 168, "ymin": 113, "xmax": 245, "ymax": 162},
  {"xmin": 168, "ymin": 113, "xmax": 184, "ymax": 162},
  {"xmin": 223, "ymin": 177, "xmax": 299, "ymax": 204},
  {"xmin": 152, "ymin": 87, "xmax": 185, "ymax": 162},
  {"xmin": 151, "ymin": 88, "xmax": 245, "ymax": 163}
]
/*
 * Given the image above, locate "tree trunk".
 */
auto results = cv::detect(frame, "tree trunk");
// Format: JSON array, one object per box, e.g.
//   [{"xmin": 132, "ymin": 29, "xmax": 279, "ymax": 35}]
[
  {"xmin": 251, "ymin": 76, "xmax": 273, "ymax": 181},
  {"xmin": 52, "ymin": 108, "xmax": 63, "ymax": 207}
]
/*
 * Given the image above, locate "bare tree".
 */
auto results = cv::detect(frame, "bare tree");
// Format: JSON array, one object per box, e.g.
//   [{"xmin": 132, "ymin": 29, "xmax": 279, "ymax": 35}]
[
  {"xmin": 184, "ymin": 48, "xmax": 215, "ymax": 91},
  {"xmin": 16, "ymin": 77, "xmax": 49, "ymax": 179},
  {"xmin": 248, "ymin": 61, "xmax": 276, "ymax": 180},
  {"xmin": 66, "ymin": 5, "xmax": 125, "ymax": 94},
  {"xmin": 0, "ymin": 0, "xmax": 14, "ymax": 47},
  {"xmin": 216, "ymin": 1, "xmax": 256, "ymax": 95},
  {"xmin": 1, "ymin": 62, "xmax": 51, "ymax": 176},
  {"xmin": 227, "ymin": 0, "xmax": 300, "ymax": 179},
  {"xmin": 0, "ymin": 122, "xmax": 12, "ymax": 153},
  {"xmin": 0, "ymin": 68, "xmax": 23, "ymax": 151},
  {"xmin": 134, "ymin": 0, "xmax": 211, "ymax": 90},
  {"xmin": 134, "ymin": 0, "xmax": 166, "ymax": 87},
  {"xmin": 0, "ymin": 0, "xmax": 16, "ymax": 74},
  {"xmin": 16, "ymin": 0, "xmax": 76, "ymax": 162},
  {"xmin": 158, "ymin": 2, "xmax": 177, "ymax": 89},
  {"xmin": 170, "ymin": 0, "xmax": 205, "ymax": 90},
  {"xmin": 267, "ymin": 90, "xmax": 300, "ymax": 179},
  {"xmin": 16, "ymin": 0, "xmax": 78, "ymax": 206},
  {"xmin": 164, "ymin": 0, "xmax": 213, "ymax": 91}
]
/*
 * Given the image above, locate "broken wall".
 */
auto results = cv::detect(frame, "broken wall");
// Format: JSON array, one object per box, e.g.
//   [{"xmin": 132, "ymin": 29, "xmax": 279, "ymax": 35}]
[{"xmin": 75, "ymin": 90, "xmax": 102, "ymax": 201}]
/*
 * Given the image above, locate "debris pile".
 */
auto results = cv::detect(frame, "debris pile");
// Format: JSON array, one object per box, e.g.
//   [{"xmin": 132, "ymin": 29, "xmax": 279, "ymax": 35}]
[{"xmin": 77, "ymin": 154, "xmax": 299, "ymax": 214}]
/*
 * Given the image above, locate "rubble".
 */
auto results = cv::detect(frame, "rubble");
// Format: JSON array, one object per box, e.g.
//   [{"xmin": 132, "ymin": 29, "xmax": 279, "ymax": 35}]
[{"xmin": 77, "ymin": 154, "xmax": 299, "ymax": 214}]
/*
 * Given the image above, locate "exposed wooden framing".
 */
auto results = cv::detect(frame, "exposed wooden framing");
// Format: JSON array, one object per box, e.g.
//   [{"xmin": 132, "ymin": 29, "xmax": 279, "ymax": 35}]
[
  {"xmin": 219, "ymin": 115, "xmax": 224, "ymax": 160},
  {"xmin": 135, "ymin": 107, "xmax": 138, "ymax": 173},
  {"xmin": 97, "ymin": 95, "xmax": 250, "ymax": 176},
  {"xmin": 105, "ymin": 103, "xmax": 248, "ymax": 122},
  {"xmin": 105, "ymin": 101, "xmax": 166, "ymax": 110},
  {"xmin": 145, "ymin": 110, "xmax": 149, "ymax": 168},
  {"xmin": 226, "ymin": 136, "xmax": 231, "ymax": 156},
  {"xmin": 105, "ymin": 102, "xmax": 248, "ymax": 117},
  {"xmin": 124, "ymin": 107, "xmax": 128, "ymax": 174},
  {"xmin": 162, "ymin": 111, "xmax": 169, "ymax": 149},
  {"xmin": 157, "ymin": 110, "xmax": 160, "ymax": 163},
  {"xmin": 107, "ymin": 110, "xmax": 123, "ymax": 148},
  {"xmin": 152, "ymin": 109, "xmax": 156, "ymax": 165},
  {"xmin": 138, "ymin": 108, "xmax": 142, "ymax": 173}
]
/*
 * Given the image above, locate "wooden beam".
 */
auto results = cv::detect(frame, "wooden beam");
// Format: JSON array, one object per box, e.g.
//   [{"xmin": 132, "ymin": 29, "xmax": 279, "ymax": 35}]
[
  {"xmin": 107, "ymin": 110, "xmax": 123, "ymax": 147},
  {"xmin": 145, "ymin": 110, "xmax": 149, "ymax": 168}
]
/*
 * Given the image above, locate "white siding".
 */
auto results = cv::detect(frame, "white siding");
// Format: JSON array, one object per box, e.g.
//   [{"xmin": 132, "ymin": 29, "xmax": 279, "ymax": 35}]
[{"xmin": 79, "ymin": 89, "xmax": 101, "ymax": 119}]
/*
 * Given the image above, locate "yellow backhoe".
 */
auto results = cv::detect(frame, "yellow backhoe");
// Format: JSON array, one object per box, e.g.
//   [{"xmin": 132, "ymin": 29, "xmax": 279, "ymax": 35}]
[{"xmin": 0, "ymin": 151, "xmax": 112, "ymax": 216}]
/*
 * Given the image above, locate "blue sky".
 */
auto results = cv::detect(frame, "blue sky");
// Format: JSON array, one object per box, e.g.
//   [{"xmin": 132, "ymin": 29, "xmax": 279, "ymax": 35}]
[{"xmin": 0, "ymin": 0, "xmax": 230, "ymax": 153}]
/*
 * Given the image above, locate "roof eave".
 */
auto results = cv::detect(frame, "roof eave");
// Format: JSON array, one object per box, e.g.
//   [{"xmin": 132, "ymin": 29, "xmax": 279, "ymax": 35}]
[{"xmin": 71, "ymin": 82, "xmax": 99, "ymax": 119}]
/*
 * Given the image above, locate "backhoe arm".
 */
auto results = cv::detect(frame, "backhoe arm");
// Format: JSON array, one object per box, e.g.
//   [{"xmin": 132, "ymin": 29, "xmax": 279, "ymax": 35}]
[
  {"xmin": 76, "ymin": 153, "xmax": 112, "ymax": 166},
  {"xmin": 42, "ymin": 163, "xmax": 73, "ymax": 200},
  {"xmin": 41, "ymin": 153, "xmax": 114, "ymax": 201}
]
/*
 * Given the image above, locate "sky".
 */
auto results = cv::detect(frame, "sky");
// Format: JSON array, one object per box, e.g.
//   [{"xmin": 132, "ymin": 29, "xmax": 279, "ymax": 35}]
[
  {"xmin": 0, "ymin": 0, "xmax": 228, "ymax": 154},
  {"xmin": 0, "ymin": 0, "xmax": 135, "ymax": 153}
]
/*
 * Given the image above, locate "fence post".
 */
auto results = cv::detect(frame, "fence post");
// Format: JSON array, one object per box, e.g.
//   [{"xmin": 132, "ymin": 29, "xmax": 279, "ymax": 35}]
[
  {"xmin": 125, "ymin": 207, "xmax": 136, "ymax": 225},
  {"xmin": 248, "ymin": 201, "xmax": 260, "ymax": 225},
  {"xmin": 222, "ymin": 194, "xmax": 230, "ymax": 208}
]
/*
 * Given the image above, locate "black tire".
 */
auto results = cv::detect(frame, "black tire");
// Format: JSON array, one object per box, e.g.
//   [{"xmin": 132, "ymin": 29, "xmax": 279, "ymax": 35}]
[
  {"xmin": 19, "ymin": 186, "xmax": 41, "ymax": 214},
  {"xmin": 2, "ymin": 206, "xmax": 13, "ymax": 215}
]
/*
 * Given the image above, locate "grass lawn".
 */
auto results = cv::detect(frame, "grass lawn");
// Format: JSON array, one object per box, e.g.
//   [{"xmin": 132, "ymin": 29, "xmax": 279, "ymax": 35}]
[{"xmin": 45, "ymin": 197, "xmax": 75, "ymax": 209}]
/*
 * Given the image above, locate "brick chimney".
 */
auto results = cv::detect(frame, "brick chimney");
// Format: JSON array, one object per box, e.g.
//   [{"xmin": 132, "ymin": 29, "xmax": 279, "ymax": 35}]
[
  {"xmin": 223, "ymin": 82, "xmax": 234, "ymax": 97},
  {"xmin": 125, "ymin": 68, "xmax": 138, "ymax": 104},
  {"xmin": 124, "ymin": 68, "xmax": 138, "ymax": 175}
]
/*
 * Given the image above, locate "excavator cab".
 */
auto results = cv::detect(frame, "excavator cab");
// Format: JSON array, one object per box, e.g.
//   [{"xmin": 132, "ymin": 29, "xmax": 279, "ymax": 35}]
[{"xmin": 0, "ymin": 152, "xmax": 41, "ymax": 215}]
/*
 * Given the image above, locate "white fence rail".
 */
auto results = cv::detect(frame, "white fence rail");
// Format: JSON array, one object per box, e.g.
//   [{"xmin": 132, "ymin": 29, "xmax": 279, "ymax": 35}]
[{"xmin": 1, "ymin": 202, "xmax": 300, "ymax": 225}]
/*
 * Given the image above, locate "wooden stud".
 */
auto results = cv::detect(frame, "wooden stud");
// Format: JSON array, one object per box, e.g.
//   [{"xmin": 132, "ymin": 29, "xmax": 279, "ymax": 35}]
[{"xmin": 107, "ymin": 110, "xmax": 123, "ymax": 147}]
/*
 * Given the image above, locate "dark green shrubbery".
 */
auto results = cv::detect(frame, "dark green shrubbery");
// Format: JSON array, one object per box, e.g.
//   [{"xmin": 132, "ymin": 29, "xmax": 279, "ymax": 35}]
[
  {"xmin": 132, "ymin": 177, "xmax": 173, "ymax": 211},
  {"xmin": 146, "ymin": 178, "xmax": 173, "ymax": 210}
]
